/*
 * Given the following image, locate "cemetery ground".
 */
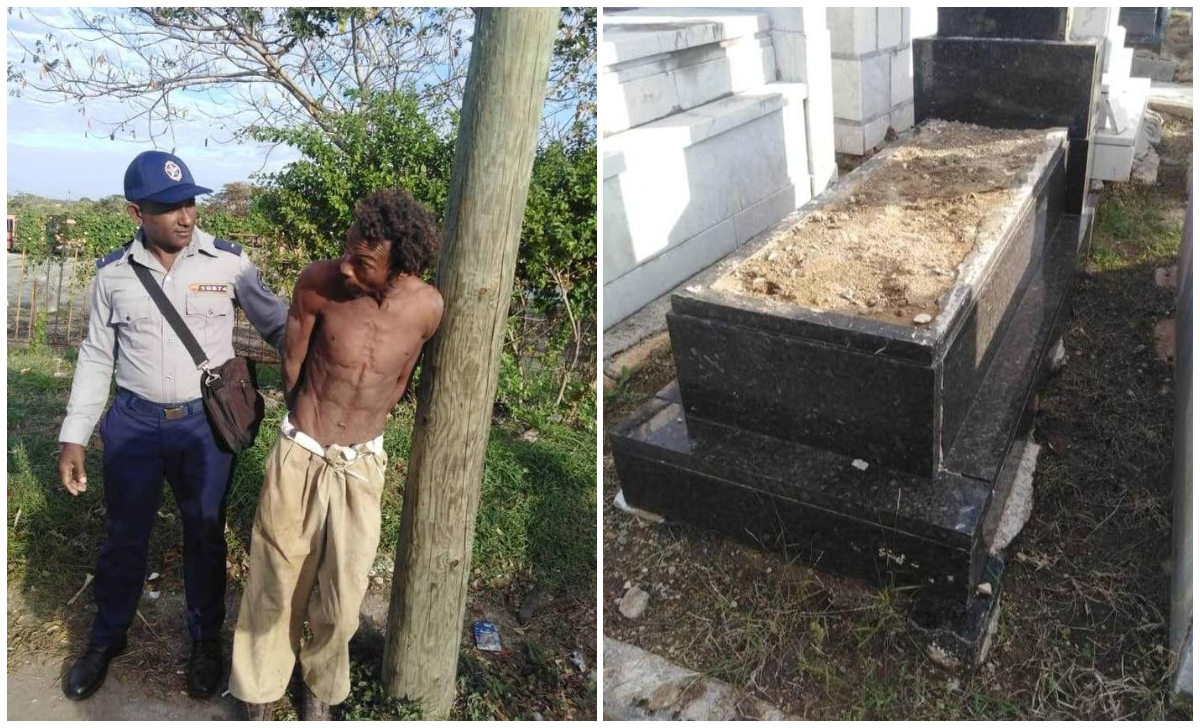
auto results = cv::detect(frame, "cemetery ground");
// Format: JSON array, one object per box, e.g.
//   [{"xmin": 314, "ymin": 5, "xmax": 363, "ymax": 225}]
[
  {"xmin": 7, "ymin": 352, "xmax": 597, "ymax": 720},
  {"xmin": 602, "ymin": 116, "xmax": 1193, "ymax": 720}
]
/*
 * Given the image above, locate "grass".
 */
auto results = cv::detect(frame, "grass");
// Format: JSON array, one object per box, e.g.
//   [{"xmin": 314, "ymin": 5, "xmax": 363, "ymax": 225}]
[
  {"xmin": 7, "ymin": 346, "xmax": 596, "ymax": 720},
  {"xmin": 602, "ymin": 119, "xmax": 1192, "ymax": 719},
  {"xmin": 1089, "ymin": 182, "xmax": 1184, "ymax": 272}
]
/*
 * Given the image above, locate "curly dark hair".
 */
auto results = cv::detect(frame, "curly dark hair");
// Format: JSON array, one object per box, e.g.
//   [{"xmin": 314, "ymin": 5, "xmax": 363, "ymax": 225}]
[{"xmin": 352, "ymin": 188, "xmax": 442, "ymax": 276}]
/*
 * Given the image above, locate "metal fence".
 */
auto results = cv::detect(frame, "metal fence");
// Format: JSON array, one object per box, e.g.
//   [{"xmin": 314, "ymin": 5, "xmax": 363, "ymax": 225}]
[{"xmin": 6, "ymin": 248, "xmax": 279, "ymax": 363}]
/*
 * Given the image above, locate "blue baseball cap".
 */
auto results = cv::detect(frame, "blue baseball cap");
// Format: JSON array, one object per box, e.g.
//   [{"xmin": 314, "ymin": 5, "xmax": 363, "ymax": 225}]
[{"xmin": 123, "ymin": 151, "xmax": 213, "ymax": 204}]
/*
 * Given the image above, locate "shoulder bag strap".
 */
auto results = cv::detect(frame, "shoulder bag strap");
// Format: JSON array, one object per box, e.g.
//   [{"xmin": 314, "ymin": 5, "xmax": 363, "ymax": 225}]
[{"xmin": 131, "ymin": 262, "xmax": 213, "ymax": 373}]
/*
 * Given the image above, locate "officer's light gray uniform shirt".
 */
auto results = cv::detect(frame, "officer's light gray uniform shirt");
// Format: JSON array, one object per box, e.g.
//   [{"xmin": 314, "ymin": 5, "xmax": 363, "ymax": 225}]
[{"xmin": 58, "ymin": 227, "xmax": 288, "ymax": 445}]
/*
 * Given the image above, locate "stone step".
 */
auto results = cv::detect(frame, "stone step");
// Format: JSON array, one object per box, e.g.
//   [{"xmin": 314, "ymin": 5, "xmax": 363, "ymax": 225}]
[
  {"xmin": 600, "ymin": 8, "xmax": 771, "ymax": 67},
  {"xmin": 610, "ymin": 383, "xmax": 994, "ymax": 603},
  {"xmin": 1131, "ymin": 54, "xmax": 1177, "ymax": 82},
  {"xmin": 1099, "ymin": 75, "xmax": 1152, "ymax": 136},
  {"xmin": 602, "ymin": 27, "xmax": 778, "ymax": 136},
  {"xmin": 603, "ymin": 83, "xmax": 812, "ymax": 327}
]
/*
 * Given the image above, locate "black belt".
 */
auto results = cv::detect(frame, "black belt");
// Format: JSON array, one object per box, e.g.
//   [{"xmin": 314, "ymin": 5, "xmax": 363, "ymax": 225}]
[{"xmin": 117, "ymin": 388, "xmax": 205, "ymax": 420}]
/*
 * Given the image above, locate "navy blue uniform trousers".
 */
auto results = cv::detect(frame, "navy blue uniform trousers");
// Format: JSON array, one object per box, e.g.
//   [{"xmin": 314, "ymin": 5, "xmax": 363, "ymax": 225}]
[{"xmin": 91, "ymin": 388, "xmax": 235, "ymax": 648}]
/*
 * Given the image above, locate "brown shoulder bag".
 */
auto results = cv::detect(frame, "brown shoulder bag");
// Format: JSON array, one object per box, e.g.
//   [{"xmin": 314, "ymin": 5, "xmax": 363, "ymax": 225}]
[{"xmin": 133, "ymin": 263, "xmax": 265, "ymax": 453}]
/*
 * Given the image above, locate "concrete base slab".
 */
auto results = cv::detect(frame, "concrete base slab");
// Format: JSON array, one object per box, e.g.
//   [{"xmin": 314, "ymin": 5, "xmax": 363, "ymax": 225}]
[
  {"xmin": 604, "ymin": 331, "xmax": 670, "ymax": 385},
  {"xmin": 603, "ymin": 638, "xmax": 789, "ymax": 720}
]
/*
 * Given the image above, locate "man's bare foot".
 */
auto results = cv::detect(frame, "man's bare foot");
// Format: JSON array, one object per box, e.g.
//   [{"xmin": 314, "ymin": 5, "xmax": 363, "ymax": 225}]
[
  {"xmin": 302, "ymin": 684, "xmax": 332, "ymax": 721},
  {"xmin": 243, "ymin": 700, "xmax": 274, "ymax": 720}
]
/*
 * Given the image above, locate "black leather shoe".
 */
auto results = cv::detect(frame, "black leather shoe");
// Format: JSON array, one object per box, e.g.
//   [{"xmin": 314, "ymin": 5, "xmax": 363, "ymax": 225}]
[
  {"xmin": 186, "ymin": 638, "xmax": 223, "ymax": 699},
  {"xmin": 62, "ymin": 637, "xmax": 127, "ymax": 701}
]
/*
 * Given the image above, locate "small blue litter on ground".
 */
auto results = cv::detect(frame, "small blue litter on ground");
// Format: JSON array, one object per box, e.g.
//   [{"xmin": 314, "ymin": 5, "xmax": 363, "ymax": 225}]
[{"xmin": 472, "ymin": 620, "xmax": 502, "ymax": 652}]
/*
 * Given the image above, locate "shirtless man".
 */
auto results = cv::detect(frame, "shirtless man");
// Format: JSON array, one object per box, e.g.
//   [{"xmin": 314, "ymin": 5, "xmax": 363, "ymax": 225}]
[{"xmin": 228, "ymin": 189, "xmax": 443, "ymax": 720}]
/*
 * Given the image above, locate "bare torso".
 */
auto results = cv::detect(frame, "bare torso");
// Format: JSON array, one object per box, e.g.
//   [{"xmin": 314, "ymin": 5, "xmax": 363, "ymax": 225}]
[{"xmin": 286, "ymin": 261, "xmax": 442, "ymax": 448}]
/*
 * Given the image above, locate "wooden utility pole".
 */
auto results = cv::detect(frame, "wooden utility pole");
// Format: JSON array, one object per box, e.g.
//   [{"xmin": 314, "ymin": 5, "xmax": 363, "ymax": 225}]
[{"xmin": 382, "ymin": 7, "xmax": 558, "ymax": 718}]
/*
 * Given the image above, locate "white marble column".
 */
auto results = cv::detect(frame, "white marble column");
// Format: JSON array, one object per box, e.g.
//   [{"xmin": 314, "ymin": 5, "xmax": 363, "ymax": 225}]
[
  {"xmin": 829, "ymin": 7, "xmax": 914, "ymax": 156},
  {"xmin": 766, "ymin": 7, "xmax": 838, "ymax": 195}
]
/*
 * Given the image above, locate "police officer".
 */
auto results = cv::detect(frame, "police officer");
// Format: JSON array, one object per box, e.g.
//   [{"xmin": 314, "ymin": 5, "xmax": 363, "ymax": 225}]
[{"xmin": 56, "ymin": 151, "xmax": 288, "ymax": 701}]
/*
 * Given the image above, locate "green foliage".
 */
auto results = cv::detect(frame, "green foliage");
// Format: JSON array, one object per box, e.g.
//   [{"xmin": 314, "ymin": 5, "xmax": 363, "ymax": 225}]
[
  {"xmin": 496, "ymin": 349, "xmax": 593, "ymax": 429},
  {"xmin": 7, "ymin": 348, "xmax": 112, "ymax": 599},
  {"xmin": 335, "ymin": 653, "xmax": 425, "ymax": 721},
  {"xmin": 68, "ymin": 205, "xmax": 137, "ymax": 260},
  {"xmin": 194, "ymin": 207, "xmax": 242, "ymax": 242},
  {"xmin": 13, "ymin": 209, "xmax": 49, "ymax": 258},
  {"xmin": 518, "ymin": 139, "xmax": 597, "ymax": 320},
  {"xmin": 250, "ymin": 90, "xmax": 454, "ymax": 283},
  {"xmin": 195, "ymin": 204, "xmax": 274, "ymax": 245},
  {"xmin": 9, "ymin": 197, "xmax": 135, "ymax": 264},
  {"xmin": 96, "ymin": 194, "xmax": 127, "ymax": 212},
  {"xmin": 1091, "ymin": 182, "xmax": 1183, "ymax": 272},
  {"xmin": 472, "ymin": 418, "xmax": 596, "ymax": 595},
  {"xmin": 28, "ymin": 313, "xmax": 48, "ymax": 351}
]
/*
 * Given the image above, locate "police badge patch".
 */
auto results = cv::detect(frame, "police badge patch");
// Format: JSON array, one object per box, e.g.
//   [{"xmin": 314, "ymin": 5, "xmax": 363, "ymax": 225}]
[{"xmin": 164, "ymin": 160, "xmax": 183, "ymax": 182}]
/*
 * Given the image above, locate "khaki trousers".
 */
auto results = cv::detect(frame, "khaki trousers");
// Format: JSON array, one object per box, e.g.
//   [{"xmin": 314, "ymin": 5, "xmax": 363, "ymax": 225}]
[{"xmin": 229, "ymin": 417, "xmax": 387, "ymax": 705}]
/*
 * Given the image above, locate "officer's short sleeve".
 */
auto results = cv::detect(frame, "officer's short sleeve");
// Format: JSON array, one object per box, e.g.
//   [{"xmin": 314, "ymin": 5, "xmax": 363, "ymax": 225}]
[
  {"xmin": 233, "ymin": 253, "xmax": 288, "ymax": 353},
  {"xmin": 59, "ymin": 274, "xmax": 117, "ymax": 445}
]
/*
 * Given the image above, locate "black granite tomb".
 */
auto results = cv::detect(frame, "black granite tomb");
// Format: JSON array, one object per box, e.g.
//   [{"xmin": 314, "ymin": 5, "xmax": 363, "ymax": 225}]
[
  {"xmin": 937, "ymin": 7, "xmax": 1070, "ymax": 41},
  {"xmin": 612, "ymin": 152, "xmax": 1081, "ymax": 582},
  {"xmin": 913, "ymin": 36, "xmax": 1102, "ymax": 215},
  {"xmin": 668, "ymin": 131, "xmax": 1067, "ymax": 477}
]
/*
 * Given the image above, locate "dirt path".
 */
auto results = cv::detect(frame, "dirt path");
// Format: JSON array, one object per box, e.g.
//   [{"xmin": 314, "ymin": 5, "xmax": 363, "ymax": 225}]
[
  {"xmin": 7, "ymin": 654, "xmax": 241, "ymax": 721},
  {"xmin": 7, "ymin": 583, "xmax": 595, "ymax": 720}
]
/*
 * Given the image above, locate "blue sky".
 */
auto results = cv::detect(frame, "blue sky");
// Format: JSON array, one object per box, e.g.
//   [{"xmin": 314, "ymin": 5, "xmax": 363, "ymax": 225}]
[
  {"xmin": 7, "ymin": 99, "xmax": 301, "ymax": 200},
  {"xmin": 6, "ymin": 8, "xmax": 303, "ymax": 200}
]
